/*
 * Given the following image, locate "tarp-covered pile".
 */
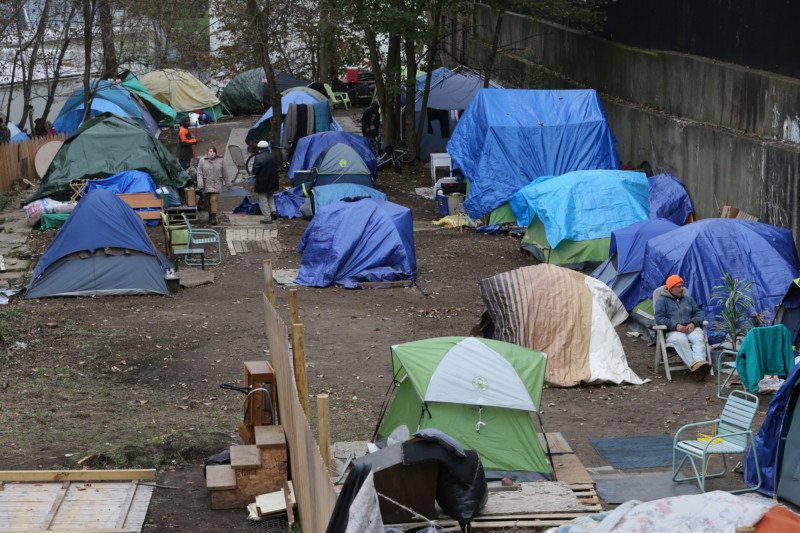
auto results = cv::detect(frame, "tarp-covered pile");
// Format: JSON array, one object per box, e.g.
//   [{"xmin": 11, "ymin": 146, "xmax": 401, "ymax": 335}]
[
  {"xmin": 478, "ymin": 264, "xmax": 646, "ymax": 387},
  {"xmin": 447, "ymin": 89, "xmax": 619, "ymax": 219}
]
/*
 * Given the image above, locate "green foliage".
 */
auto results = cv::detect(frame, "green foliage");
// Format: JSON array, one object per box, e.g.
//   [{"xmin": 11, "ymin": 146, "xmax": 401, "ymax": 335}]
[
  {"xmin": 0, "ymin": 308, "xmax": 22, "ymax": 345},
  {"xmin": 709, "ymin": 273, "xmax": 756, "ymax": 349}
]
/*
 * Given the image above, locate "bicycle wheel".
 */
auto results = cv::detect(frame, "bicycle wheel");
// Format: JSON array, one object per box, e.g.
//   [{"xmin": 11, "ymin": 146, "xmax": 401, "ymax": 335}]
[
  {"xmin": 396, "ymin": 140, "xmax": 413, "ymax": 163},
  {"xmin": 246, "ymin": 153, "xmax": 256, "ymax": 175}
]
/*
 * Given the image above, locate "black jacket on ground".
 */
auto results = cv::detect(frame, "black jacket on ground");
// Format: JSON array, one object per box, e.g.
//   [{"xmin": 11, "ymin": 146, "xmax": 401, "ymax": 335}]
[{"xmin": 252, "ymin": 150, "xmax": 279, "ymax": 193}]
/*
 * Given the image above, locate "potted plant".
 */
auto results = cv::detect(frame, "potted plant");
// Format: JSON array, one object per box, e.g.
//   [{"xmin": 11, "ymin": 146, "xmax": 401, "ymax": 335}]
[{"xmin": 708, "ymin": 273, "xmax": 756, "ymax": 351}]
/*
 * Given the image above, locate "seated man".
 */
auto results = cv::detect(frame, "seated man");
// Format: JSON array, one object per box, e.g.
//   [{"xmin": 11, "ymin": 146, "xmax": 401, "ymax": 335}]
[{"xmin": 654, "ymin": 274, "xmax": 712, "ymax": 380}]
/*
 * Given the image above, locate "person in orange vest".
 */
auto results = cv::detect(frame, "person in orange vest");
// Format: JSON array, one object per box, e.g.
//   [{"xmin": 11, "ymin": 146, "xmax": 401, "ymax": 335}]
[{"xmin": 177, "ymin": 116, "xmax": 197, "ymax": 171}]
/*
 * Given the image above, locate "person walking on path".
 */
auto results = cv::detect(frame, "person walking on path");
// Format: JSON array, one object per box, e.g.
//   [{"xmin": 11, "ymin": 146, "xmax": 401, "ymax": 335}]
[
  {"xmin": 252, "ymin": 140, "xmax": 279, "ymax": 224},
  {"xmin": 196, "ymin": 146, "xmax": 230, "ymax": 225},
  {"xmin": 177, "ymin": 116, "xmax": 197, "ymax": 171},
  {"xmin": 654, "ymin": 274, "xmax": 711, "ymax": 380}
]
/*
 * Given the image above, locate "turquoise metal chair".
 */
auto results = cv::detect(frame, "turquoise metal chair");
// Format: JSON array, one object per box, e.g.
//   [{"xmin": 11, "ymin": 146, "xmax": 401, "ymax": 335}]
[
  {"xmin": 181, "ymin": 213, "xmax": 222, "ymax": 266},
  {"xmin": 672, "ymin": 389, "xmax": 761, "ymax": 493}
]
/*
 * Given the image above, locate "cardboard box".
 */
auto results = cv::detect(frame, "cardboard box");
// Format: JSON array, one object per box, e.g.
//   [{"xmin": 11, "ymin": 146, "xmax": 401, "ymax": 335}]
[{"xmin": 186, "ymin": 188, "xmax": 197, "ymax": 207}]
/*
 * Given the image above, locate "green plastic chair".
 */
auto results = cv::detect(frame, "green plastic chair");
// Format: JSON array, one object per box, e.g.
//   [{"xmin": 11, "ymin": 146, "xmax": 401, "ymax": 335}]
[
  {"xmin": 324, "ymin": 83, "xmax": 351, "ymax": 109},
  {"xmin": 181, "ymin": 213, "xmax": 222, "ymax": 266},
  {"xmin": 672, "ymin": 389, "xmax": 761, "ymax": 493}
]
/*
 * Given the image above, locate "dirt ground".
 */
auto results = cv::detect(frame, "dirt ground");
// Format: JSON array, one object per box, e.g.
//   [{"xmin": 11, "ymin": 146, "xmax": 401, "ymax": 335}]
[{"xmin": 0, "ymin": 115, "xmax": 765, "ymax": 531}]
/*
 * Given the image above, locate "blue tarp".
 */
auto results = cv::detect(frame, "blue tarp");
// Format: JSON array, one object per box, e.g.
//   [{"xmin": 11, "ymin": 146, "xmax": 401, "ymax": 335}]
[
  {"xmin": 8, "ymin": 123, "xmax": 28, "ymax": 143},
  {"xmin": 275, "ymin": 186, "xmax": 306, "ymax": 219},
  {"xmin": 509, "ymin": 170, "xmax": 650, "ymax": 247},
  {"xmin": 30, "ymin": 189, "xmax": 160, "ymax": 281},
  {"xmin": 648, "ymin": 173, "xmax": 694, "ymax": 225},
  {"xmin": 744, "ymin": 362, "xmax": 800, "ymax": 495},
  {"xmin": 295, "ymin": 199, "xmax": 416, "ymax": 288},
  {"xmin": 414, "ymin": 68, "xmax": 502, "ymax": 111},
  {"xmin": 592, "ymin": 219, "xmax": 680, "ymax": 310},
  {"xmin": 289, "ymin": 131, "xmax": 377, "ymax": 182},
  {"xmin": 83, "ymin": 170, "xmax": 157, "ymax": 195},
  {"xmin": 245, "ymin": 92, "xmax": 342, "ymax": 145},
  {"xmin": 312, "ymin": 183, "xmax": 386, "ymax": 213},
  {"xmin": 447, "ymin": 89, "xmax": 620, "ymax": 219},
  {"xmin": 54, "ymin": 80, "xmax": 159, "ymax": 136},
  {"xmin": 635, "ymin": 219, "xmax": 800, "ymax": 339}
]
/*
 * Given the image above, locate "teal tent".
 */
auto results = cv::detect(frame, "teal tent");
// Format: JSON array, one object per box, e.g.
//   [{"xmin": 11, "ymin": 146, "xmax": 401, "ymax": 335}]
[
  {"xmin": 377, "ymin": 336, "xmax": 554, "ymax": 481},
  {"xmin": 122, "ymin": 73, "xmax": 177, "ymax": 124}
]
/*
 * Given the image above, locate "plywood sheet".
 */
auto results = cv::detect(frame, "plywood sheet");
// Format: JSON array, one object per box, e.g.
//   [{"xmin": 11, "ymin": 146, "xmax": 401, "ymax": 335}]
[{"xmin": 479, "ymin": 481, "xmax": 586, "ymax": 515}]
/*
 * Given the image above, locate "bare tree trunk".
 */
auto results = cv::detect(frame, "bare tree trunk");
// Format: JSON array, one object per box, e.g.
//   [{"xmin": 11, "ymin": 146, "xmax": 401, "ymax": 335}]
[
  {"xmin": 483, "ymin": 10, "xmax": 504, "ymax": 88},
  {"xmin": 383, "ymin": 34, "xmax": 402, "ymax": 147},
  {"xmin": 247, "ymin": 0, "xmax": 282, "ymax": 161},
  {"xmin": 82, "ymin": 0, "xmax": 97, "ymax": 123},
  {"xmin": 403, "ymin": 36, "xmax": 417, "ymax": 161},
  {"xmin": 416, "ymin": 6, "xmax": 441, "ymax": 156},
  {"xmin": 41, "ymin": 4, "xmax": 78, "ymax": 122},
  {"xmin": 99, "ymin": 0, "xmax": 118, "ymax": 79},
  {"xmin": 20, "ymin": 0, "xmax": 52, "ymax": 128}
]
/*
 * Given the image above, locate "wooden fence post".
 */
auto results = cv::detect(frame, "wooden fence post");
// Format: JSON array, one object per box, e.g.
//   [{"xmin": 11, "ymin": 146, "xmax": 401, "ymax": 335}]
[
  {"xmin": 289, "ymin": 289, "xmax": 299, "ymax": 327},
  {"xmin": 317, "ymin": 394, "xmax": 330, "ymax": 468},
  {"xmin": 291, "ymin": 323, "xmax": 309, "ymax": 419},
  {"xmin": 263, "ymin": 259, "xmax": 276, "ymax": 308}
]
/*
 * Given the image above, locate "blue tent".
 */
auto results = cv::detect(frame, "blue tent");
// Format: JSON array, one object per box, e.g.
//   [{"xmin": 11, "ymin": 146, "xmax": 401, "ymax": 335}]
[
  {"xmin": 414, "ymin": 67, "xmax": 502, "ymax": 111},
  {"xmin": 311, "ymin": 183, "xmax": 386, "ymax": 214},
  {"xmin": 447, "ymin": 89, "xmax": 620, "ymax": 219},
  {"xmin": 245, "ymin": 91, "xmax": 342, "ymax": 145},
  {"xmin": 83, "ymin": 170, "xmax": 157, "ymax": 195},
  {"xmin": 648, "ymin": 173, "xmax": 694, "ymax": 225},
  {"xmin": 744, "ymin": 362, "xmax": 800, "ymax": 501},
  {"xmin": 591, "ymin": 219, "xmax": 680, "ymax": 310},
  {"xmin": 289, "ymin": 131, "xmax": 377, "ymax": 183},
  {"xmin": 8, "ymin": 123, "xmax": 28, "ymax": 143},
  {"xmin": 635, "ymin": 219, "xmax": 800, "ymax": 339},
  {"xmin": 309, "ymin": 143, "xmax": 374, "ymax": 190},
  {"xmin": 295, "ymin": 199, "xmax": 416, "ymax": 288},
  {"xmin": 53, "ymin": 80, "xmax": 159, "ymax": 136},
  {"xmin": 509, "ymin": 170, "xmax": 650, "ymax": 247},
  {"xmin": 26, "ymin": 189, "xmax": 170, "ymax": 298}
]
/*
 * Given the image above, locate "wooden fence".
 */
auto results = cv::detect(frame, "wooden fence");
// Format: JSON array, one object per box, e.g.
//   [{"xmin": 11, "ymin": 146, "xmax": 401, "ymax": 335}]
[
  {"xmin": 0, "ymin": 134, "xmax": 68, "ymax": 195},
  {"xmin": 264, "ymin": 293, "xmax": 337, "ymax": 532}
]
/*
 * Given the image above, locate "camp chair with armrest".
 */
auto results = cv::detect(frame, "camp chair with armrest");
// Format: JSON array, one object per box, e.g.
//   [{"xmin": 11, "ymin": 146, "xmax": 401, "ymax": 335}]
[
  {"xmin": 717, "ymin": 324, "xmax": 795, "ymax": 399},
  {"xmin": 672, "ymin": 389, "xmax": 761, "ymax": 493},
  {"xmin": 181, "ymin": 213, "xmax": 222, "ymax": 266},
  {"xmin": 652, "ymin": 285, "xmax": 714, "ymax": 380},
  {"xmin": 324, "ymin": 83, "xmax": 351, "ymax": 109},
  {"xmin": 161, "ymin": 212, "xmax": 188, "ymax": 258},
  {"xmin": 227, "ymin": 144, "xmax": 250, "ymax": 183}
]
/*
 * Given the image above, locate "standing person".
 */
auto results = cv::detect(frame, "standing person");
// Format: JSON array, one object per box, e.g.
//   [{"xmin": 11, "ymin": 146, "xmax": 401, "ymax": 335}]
[
  {"xmin": 654, "ymin": 274, "xmax": 712, "ymax": 380},
  {"xmin": 252, "ymin": 140, "xmax": 279, "ymax": 224},
  {"xmin": 177, "ymin": 116, "xmax": 196, "ymax": 171},
  {"xmin": 361, "ymin": 100, "xmax": 381, "ymax": 154},
  {"xmin": 0, "ymin": 118, "xmax": 10, "ymax": 145},
  {"xmin": 196, "ymin": 146, "xmax": 230, "ymax": 226}
]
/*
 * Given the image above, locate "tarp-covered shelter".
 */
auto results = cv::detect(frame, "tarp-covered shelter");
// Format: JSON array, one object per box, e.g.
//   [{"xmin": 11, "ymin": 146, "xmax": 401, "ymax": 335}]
[
  {"xmin": 53, "ymin": 80, "xmax": 159, "ymax": 136},
  {"xmin": 447, "ymin": 89, "xmax": 619, "ymax": 219},
  {"xmin": 121, "ymin": 73, "xmax": 177, "ymax": 124},
  {"xmin": 635, "ymin": 219, "xmax": 800, "ymax": 340},
  {"xmin": 592, "ymin": 219, "xmax": 680, "ymax": 310},
  {"xmin": 648, "ymin": 173, "xmax": 694, "ymax": 225},
  {"xmin": 28, "ymin": 113, "xmax": 189, "ymax": 202},
  {"xmin": 295, "ymin": 199, "xmax": 415, "ymax": 288},
  {"xmin": 512, "ymin": 170, "xmax": 650, "ymax": 270},
  {"xmin": 744, "ymin": 363, "xmax": 800, "ymax": 503},
  {"xmin": 289, "ymin": 131, "xmax": 377, "ymax": 183},
  {"xmin": 83, "ymin": 170, "xmax": 157, "ymax": 196},
  {"xmin": 139, "ymin": 69, "xmax": 223, "ymax": 123},
  {"xmin": 478, "ymin": 264, "xmax": 647, "ymax": 387},
  {"xmin": 309, "ymin": 183, "xmax": 386, "ymax": 214},
  {"xmin": 309, "ymin": 143, "xmax": 374, "ymax": 190},
  {"xmin": 244, "ymin": 90, "xmax": 335, "ymax": 145},
  {"xmin": 377, "ymin": 336, "xmax": 554, "ymax": 481},
  {"xmin": 220, "ymin": 68, "xmax": 310, "ymax": 115},
  {"xmin": 26, "ymin": 189, "xmax": 170, "ymax": 298}
]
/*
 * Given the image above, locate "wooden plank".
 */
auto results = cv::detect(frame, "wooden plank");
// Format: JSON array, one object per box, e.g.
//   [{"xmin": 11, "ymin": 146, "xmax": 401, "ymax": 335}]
[
  {"xmin": 205, "ymin": 465, "xmax": 237, "ymax": 490},
  {"xmin": 230, "ymin": 445, "xmax": 262, "ymax": 469},
  {"xmin": 41, "ymin": 481, "xmax": 70, "ymax": 530},
  {"xmin": 113, "ymin": 480, "xmax": 138, "ymax": 529},
  {"xmin": 0, "ymin": 470, "xmax": 156, "ymax": 482},
  {"xmin": 552, "ymin": 452, "xmax": 594, "ymax": 486},
  {"xmin": 538, "ymin": 432, "xmax": 573, "ymax": 454},
  {"xmin": 254, "ymin": 425, "xmax": 285, "ymax": 449}
]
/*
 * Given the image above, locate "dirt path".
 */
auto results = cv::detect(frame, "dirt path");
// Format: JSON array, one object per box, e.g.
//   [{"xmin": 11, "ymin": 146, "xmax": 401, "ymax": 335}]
[{"xmin": 0, "ymin": 115, "xmax": 762, "ymax": 531}]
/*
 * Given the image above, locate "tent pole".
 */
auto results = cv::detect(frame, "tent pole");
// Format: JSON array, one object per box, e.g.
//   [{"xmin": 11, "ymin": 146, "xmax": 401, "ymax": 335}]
[{"xmin": 535, "ymin": 411, "xmax": 558, "ymax": 481}]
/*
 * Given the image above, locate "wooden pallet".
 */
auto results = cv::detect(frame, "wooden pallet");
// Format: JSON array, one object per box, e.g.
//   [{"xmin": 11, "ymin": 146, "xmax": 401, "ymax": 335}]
[
  {"xmin": 165, "ymin": 206, "xmax": 198, "ymax": 223},
  {"xmin": 385, "ymin": 433, "xmax": 601, "ymax": 531}
]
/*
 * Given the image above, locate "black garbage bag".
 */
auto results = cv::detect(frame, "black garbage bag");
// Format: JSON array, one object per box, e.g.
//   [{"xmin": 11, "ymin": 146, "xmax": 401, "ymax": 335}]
[{"xmin": 202, "ymin": 449, "xmax": 230, "ymax": 478}]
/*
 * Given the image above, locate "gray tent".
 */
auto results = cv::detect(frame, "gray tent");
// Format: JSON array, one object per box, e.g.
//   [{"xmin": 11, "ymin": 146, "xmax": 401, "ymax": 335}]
[{"xmin": 26, "ymin": 189, "xmax": 170, "ymax": 298}]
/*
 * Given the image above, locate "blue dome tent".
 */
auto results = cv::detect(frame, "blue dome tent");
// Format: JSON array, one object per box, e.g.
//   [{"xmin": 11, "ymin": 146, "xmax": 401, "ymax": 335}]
[
  {"xmin": 289, "ymin": 131, "xmax": 377, "ymax": 184},
  {"xmin": 26, "ymin": 189, "xmax": 170, "ymax": 298},
  {"xmin": 308, "ymin": 143, "xmax": 374, "ymax": 190}
]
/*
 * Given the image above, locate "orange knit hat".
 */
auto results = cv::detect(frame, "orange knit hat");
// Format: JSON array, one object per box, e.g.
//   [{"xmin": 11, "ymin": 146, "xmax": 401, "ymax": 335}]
[{"xmin": 666, "ymin": 275, "xmax": 684, "ymax": 290}]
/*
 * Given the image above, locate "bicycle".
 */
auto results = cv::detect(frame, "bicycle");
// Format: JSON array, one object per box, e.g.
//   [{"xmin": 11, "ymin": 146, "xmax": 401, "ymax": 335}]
[{"xmin": 375, "ymin": 138, "xmax": 411, "ymax": 172}]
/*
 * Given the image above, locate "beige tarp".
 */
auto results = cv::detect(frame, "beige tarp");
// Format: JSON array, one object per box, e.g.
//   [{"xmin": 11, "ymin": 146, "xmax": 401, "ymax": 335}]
[
  {"xmin": 479, "ymin": 264, "xmax": 647, "ymax": 387},
  {"xmin": 139, "ymin": 69, "xmax": 220, "ymax": 113}
]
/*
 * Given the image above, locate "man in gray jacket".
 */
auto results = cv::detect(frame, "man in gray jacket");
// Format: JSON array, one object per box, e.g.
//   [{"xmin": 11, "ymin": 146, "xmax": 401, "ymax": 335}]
[{"xmin": 654, "ymin": 274, "xmax": 711, "ymax": 380}]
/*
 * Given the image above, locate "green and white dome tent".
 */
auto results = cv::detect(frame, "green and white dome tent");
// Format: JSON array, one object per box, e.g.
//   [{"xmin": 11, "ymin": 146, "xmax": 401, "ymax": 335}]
[{"xmin": 376, "ymin": 336, "xmax": 555, "ymax": 481}]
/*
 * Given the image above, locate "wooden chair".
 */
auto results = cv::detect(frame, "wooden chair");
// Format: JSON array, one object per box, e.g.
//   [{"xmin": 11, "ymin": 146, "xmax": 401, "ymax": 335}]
[
  {"xmin": 324, "ymin": 83, "xmax": 351, "ymax": 109},
  {"xmin": 652, "ymin": 285, "xmax": 714, "ymax": 380},
  {"xmin": 118, "ymin": 192, "xmax": 164, "ymax": 222},
  {"xmin": 672, "ymin": 389, "xmax": 761, "ymax": 493},
  {"xmin": 161, "ymin": 212, "xmax": 188, "ymax": 258}
]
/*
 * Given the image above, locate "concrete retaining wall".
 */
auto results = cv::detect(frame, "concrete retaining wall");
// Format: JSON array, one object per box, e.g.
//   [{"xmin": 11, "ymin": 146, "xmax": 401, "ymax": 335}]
[{"xmin": 457, "ymin": 6, "xmax": 800, "ymax": 240}]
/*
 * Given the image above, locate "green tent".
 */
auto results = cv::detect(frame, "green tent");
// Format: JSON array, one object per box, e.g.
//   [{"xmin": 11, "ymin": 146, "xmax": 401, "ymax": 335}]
[
  {"xmin": 377, "ymin": 336, "xmax": 554, "ymax": 481},
  {"xmin": 122, "ymin": 73, "xmax": 177, "ymax": 124},
  {"xmin": 521, "ymin": 215, "xmax": 610, "ymax": 270},
  {"xmin": 488, "ymin": 203, "xmax": 516, "ymax": 225},
  {"xmin": 28, "ymin": 113, "xmax": 189, "ymax": 202}
]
